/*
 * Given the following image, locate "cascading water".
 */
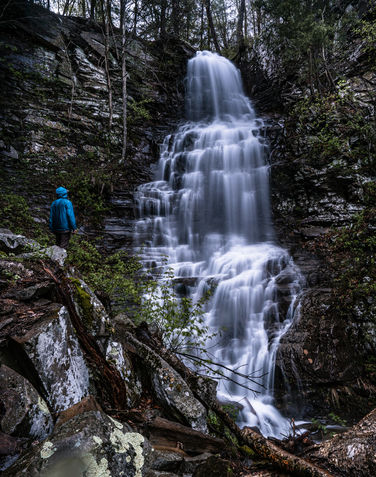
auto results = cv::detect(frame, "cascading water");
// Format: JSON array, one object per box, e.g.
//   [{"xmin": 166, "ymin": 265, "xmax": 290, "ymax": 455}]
[{"xmin": 135, "ymin": 51, "xmax": 302, "ymax": 438}]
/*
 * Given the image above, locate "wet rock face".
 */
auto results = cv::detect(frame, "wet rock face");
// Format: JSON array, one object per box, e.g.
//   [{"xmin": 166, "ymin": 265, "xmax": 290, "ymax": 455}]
[
  {"xmin": 264, "ymin": 71, "xmax": 376, "ymax": 418},
  {"xmin": 0, "ymin": 2, "xmax": 193, "ymax": 244}
]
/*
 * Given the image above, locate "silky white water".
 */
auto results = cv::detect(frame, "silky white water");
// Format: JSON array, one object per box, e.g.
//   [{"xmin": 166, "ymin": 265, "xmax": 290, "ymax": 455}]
[{"xmin": 135, "ymin": 51, "xmax": 302, "ymax": 438}]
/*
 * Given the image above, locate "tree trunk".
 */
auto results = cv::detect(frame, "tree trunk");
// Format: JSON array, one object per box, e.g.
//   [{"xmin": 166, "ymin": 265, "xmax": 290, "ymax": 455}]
[
  {"xmin": 133, "ymin": 0, "xmax": 138, "ymax": 36},
  {"xmin": 63, "ymin": 0, "xmax": 72, "ymax": 16},
  {"xmin": 203, "ymin": 0, "xmax": 220, "ymax": 53},
  {"xmin": 81, "ymin": 0, "xmax": 86, "ymax": 17},
  {"xmin": 160, "ymin": 0, "xmax": 167, "ymax": 40},
  {"xmin": 90, "ymin": 0, "xmax": 96, "ymax": 19},
  {"xmin": 171, "ymin": 0, "xmax": 179, "ymax": 37},
  {"xmin": 236, "ymin": 0, "xmax": 245, "ymax": 47},
  {"xmin": 121, "ymin": 0, "xmax": 127, "ymax": 164},
  {"xmin": 199, "ymin": 2, "xmax": 205, "ymax": 50},
  {"xmin": 101, "ymin": 0, "xmax": 113, "ymax": 130}
]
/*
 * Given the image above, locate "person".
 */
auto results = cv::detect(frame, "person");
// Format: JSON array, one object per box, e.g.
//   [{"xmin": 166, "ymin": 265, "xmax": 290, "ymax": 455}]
[{"xmin": 49, "ymin": 186, "xmax": 77, "ymax": 248}]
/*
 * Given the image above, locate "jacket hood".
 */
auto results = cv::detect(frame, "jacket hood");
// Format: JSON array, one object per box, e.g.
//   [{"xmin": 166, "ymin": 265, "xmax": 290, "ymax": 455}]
[{"xmin": 56, "ymin": 186, "xmax": 68, "ymax": 198}]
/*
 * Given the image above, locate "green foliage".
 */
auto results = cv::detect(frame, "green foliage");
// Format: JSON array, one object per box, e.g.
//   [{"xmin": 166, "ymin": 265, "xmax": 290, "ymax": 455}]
[
  {"xmin": 311, "ymin": 418, "xmax": 330, "ymax": 438},
  {"xmin": 328, "ymin": 412, "xmax": 346, "ymax": 427},
  {"xmin": 288, "ymin": 91, "xmax": 375, "ymax": 173},
  {"xmin": 207, "ymin": 409, "xmax": 238, "ymax": 446},
  {"xmin": 136, "ymin": 267, "xmax": 214, "ymax": 353},
  {"xmin": 66, "ymin": 237, "xmax": 215, "ymax": 355},
  {"xmin": 221, "ymin": 403, "xmax": 240, "ymax": 421},
  {"xmin": 311, "ymin": 413, "xmax": 347, "ymax": 439},
  {"xmin": 52, "ymin": 168, "xmax": 109, "ymax": 224},
  {"xmin": 66, "ymin": 236, "xmax": 142, "ymax": 312},
  {"xmin": 0, "ymin": 193, "xmax": 49, "ymax": 246},
  {"xmin": 355, "ymin": 4, "xmax": 376, "ymax": 58},
  {"xmin": 253, "ymin": 0, "xmax": 360, "ymax": 89},
  {"xmin": 128, "ymin": 98, "xmax": 152, "ymax": 124}
]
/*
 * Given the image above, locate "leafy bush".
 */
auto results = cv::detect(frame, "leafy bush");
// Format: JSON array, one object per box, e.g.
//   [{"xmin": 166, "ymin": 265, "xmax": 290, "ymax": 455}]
[
  {"xmin": 136, "ymin": 267, "xmax": 214, "ymax": 353},
  {"xmin": 66, "ymin": 236, "xmax": 215, "ymax": 355}
]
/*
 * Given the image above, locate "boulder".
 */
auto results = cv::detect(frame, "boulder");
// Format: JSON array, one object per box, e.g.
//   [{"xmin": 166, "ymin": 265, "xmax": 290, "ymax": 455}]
[
  {"xmin": 15, "ymin": 306, "xmax": 91, "ymax": 414},
  {"xmin": 4, "ymin": 282, "xmax": 54, "ymax": 302},
  {"xmin": 308, "ymin": 407, "xmax": 376, "ymax": 477},
  {"xmin": 20, "ymin": 245, "xmax": 67, "ymax": 267},
  {"xmin": 122, "ymin": 332, "xmax": 208, "ymax": 433},
  {"xmin": 70, "ymin": 277, "xmax": 110, "ymax": 339},
  {"xmin": 42, "ymin": 246, "xmax": 67, "ymax": 267},
  {"xmin": 3, "ymin": 407, "xmax": 151, "ymax": 477},
  {"xmin": 192, "ymin": 456, "xmax": 234, "ymax": 477},
  {"xmin": 0, "ymin": 230, "xmax": 40, "ymax": 255},
  {"xmin": 0, "ymin": 365, "xmax": 53, "ymax": 440}
]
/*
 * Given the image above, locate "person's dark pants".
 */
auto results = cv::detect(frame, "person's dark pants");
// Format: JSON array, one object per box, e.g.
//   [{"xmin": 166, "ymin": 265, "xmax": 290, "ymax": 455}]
[{"xmin": 55, "ymin": 231, "xmax": 71, "ymax": 249}]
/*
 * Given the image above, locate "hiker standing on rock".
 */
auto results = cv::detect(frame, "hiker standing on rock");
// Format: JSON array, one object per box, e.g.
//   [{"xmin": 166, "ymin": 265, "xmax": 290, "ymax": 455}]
[{"xmin": 49, "ymin": 186, "xmax": 77, "ymax": 249}]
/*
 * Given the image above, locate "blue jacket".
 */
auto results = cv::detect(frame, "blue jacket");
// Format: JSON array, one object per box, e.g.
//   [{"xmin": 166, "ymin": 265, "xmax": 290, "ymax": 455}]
[{"xmin": 49, "ymin": 187, "xmax": 77, "ymax": 232}]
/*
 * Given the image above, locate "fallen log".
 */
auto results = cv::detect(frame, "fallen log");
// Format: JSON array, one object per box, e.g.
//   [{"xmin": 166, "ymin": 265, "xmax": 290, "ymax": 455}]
[
  {"xmin": 212, "ymin": 404, "xmax": 333, "ymax": 477},
  {"xmin": 146, "ymin": 416, "xmax": 225, "ymax": 455}
]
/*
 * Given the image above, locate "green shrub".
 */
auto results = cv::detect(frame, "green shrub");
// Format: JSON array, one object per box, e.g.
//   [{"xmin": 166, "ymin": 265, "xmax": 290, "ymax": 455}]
[{"xmin": 66, "ymin": 237, "xmax": 215, "ymax": 355}]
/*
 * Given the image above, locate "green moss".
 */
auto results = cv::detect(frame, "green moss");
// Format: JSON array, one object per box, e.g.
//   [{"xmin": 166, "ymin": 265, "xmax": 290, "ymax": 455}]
[
  {"xmin": 238, "ymin": 445, "xmax": 256, "ymax": 458},
  {"xmin": 207, "ymin": 410, "xmax": 238, "ymax": 446},
  {"xmin": 70, "ymin": 278, "xmax": 95, "ymax": 329},
  {"xmin": 207, "ymin": 410, "xmax": 220, "ymax": 430}
]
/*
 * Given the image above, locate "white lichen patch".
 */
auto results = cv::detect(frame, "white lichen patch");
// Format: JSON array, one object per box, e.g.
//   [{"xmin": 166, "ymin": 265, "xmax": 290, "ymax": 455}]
[
  {"xmin": 106, "ymin": 341, "xmax": 127, "ymax": 380},
  {"xmin": 109, "ymin": 431, "xmax": 145, "ymax": 477},
  {"xmin": 82, "ymin": 453, "xmax": 111, "ymax": 477},
  {"xmin": 109, "ymin": 416, "xmax": 124, "ymax": 430},
  {"xmin": 110, "ymin": 428, "xmax": 130, "ymax": 453},
  {"xmin": 93, "ymin": 436, "xmax": 103, "ymax": 446},
  {"xmin": 37, "ymin": 396, "xmax": 50, "ymax": 414},
  {"xmin": 124, "ymin": 433, "xmax": 145, "ymax": 477},
  {"xmin": 347, "ymin": 443, "xmax": 365, "ymax": 459},
  {"xmin": 32, "ymin": 307, "xmax": 90, "ymax": 412},
  {"xmin": 40, "ymin": 441, "xmax": 56, "ymax": 459}
]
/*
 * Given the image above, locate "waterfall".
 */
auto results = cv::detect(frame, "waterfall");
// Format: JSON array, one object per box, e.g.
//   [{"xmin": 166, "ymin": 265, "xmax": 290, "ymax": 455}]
[{"xmin": 135, "ymin": 51, "xmax": 302, "ymax": 438}]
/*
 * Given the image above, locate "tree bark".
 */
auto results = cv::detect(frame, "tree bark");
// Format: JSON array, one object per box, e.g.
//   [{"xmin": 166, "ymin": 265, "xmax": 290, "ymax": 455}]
[
  {"xmin": 120, "ymin": 0, "xmax": 127, "ymax": 164},
  {"xmin": 160, "ymin": 0, "xmax": 167, "ymax": 40},
  {"xmin": 90, "ymin": 0, "xmax": 96, "ymax": 19},
  {"xmin": 100, "ymin": 0, "xmax": 113, "ymax": 130},
  {"xmin": 203, "ymin": 0, "xmax": 220, "ymax": 53},
  {"xmin": 236, "ymin": 0, "xmax": 245, "ymax": 47},
  {"xmin": 171, "ymin": 0, "xmax": 179, "ymax": 37},
  {"xmin": 133, "ymin": 0, "xmax": 138, "ymax": 36}
]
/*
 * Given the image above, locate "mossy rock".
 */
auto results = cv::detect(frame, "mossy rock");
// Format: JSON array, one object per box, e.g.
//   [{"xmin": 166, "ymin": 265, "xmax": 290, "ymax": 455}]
[
  {"xmin": 70, "ymin": 278, "xmax": 95, "ymax": 330},
  {"xmin": 193, "ymin": 456, "xmax": 234, "ymax": 477}
]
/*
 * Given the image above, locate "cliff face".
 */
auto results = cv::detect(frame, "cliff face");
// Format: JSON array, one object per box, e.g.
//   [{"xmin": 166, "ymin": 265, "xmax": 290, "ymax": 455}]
[
  {"xmin": 0, "ymin": 1, "xmax": 193, "ymax": 248},
  {"xmin": 249, "ymin": 37, "xmax": 376, "ymax": 420},
  {"xmin": 1, "ymin": 0, "xmax": 375, "ymax": 440}
]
